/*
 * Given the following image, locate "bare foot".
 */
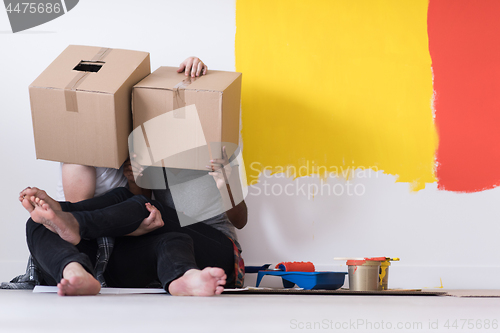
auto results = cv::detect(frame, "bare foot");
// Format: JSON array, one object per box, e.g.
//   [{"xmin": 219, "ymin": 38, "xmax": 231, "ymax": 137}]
[
  {"xmin": 21, "ymin": 197, "xmax": 36, "ymax": 213},
  {"xmin": 57, "ymin": 262, "xmax": 101, "ymax": 296},
  {"xmin": 19, "ymin": 187, "xmax": 61, "ymax": 212},
  {"xmin": 168, "ymin": 267, "xmax": 226, "ymax": 296},
  {"xmin": 21, "ymin": 195, "xmax": 55, "ymax": 233},
  {"xmin": 30, "ymin": 199, "xmax": 81, "ymax": 245}
]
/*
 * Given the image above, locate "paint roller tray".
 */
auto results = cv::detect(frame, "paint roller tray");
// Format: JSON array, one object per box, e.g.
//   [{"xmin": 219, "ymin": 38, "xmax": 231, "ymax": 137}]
[{"xmin": 256, "ymin": 271, "xmax": 347, "ymax": 290}]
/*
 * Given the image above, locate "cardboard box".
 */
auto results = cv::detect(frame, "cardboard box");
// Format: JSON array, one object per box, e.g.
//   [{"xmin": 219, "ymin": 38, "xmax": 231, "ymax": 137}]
[
  {"xmin": 29, "ymin": 45, "xmax": 150, "ymax": 169},
  {"xmin": 130, "ymin": 66, "xmax": 242, "ymax": 170}
]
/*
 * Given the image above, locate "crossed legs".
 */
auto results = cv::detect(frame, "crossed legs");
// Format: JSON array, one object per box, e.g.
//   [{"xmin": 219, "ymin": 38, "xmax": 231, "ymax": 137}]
[{"xmin": 21, "ymin": 187, "xmax": 228, "ymax": 296}]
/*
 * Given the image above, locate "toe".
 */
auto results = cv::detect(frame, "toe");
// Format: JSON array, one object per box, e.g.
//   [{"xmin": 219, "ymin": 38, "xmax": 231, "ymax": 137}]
[{"xmin": 215, "ymin": 286, "xmax": 224, "ymax": 295}]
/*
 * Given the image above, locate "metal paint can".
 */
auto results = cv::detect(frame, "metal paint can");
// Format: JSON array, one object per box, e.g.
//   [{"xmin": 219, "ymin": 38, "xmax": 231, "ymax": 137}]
[
  {"xmin": 343, "ymin": 257, "xmax": 398, "ymax": 291},
  {"xmin": 347, "ymin": 259, "xmax": 382, "ymax": 291}
]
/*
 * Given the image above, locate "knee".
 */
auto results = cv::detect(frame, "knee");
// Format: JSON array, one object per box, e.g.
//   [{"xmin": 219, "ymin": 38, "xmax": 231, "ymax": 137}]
[
  {"xmin": 25, "ymin": 218, "xmax": 42, "ymax": 245},
  {"xmin": 157, "ymin": 232, "xmax": 193, "ymax": 248},
  {"xmin": 25, "ymin": 218, "xmax": 37, "ymax": 234},
  {"xmin": 131, "ymin": 194, "xmax": 150, "ymax": 207}
]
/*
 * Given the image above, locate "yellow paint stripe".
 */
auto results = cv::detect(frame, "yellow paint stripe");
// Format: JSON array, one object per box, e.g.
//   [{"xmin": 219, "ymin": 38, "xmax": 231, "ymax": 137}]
[{"xmin": 236, "ymin": 0, "xmax": 437, "ymax": 190}]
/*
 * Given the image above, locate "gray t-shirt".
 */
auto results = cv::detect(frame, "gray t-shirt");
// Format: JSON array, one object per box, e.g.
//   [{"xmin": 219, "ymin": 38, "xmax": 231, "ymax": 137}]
[{"xmin": 152, "ymin": 168, "xmax": 241, "ymax": 251}]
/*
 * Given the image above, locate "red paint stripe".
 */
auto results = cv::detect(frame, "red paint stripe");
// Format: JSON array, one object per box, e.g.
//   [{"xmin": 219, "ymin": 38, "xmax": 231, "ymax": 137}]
[{"xmin": 429, "ymin": 0, "xmax": 500, "ymax": 192}]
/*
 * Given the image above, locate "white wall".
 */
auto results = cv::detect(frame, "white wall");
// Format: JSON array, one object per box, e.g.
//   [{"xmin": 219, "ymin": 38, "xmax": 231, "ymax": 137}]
[
  {"xmin": 0, "ymin": 0, "xmax": 236, "ymax": 280},
  {"xmin": 240, "ymin": 172, "xmax": 500, "ymax": 289},
  {"xmin": 1, "ymin": 0, "xmax": 499, "ymax": 289}
]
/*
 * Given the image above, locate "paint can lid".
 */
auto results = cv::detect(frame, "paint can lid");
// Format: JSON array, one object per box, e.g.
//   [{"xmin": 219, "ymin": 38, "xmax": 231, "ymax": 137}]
[
  {"xmin": 365, "ymin": 257, "xmax": 387, "ymax": 261},
  {"xmin": 346, "ymin": 257, "xmax": 387, "ymax": 266}
]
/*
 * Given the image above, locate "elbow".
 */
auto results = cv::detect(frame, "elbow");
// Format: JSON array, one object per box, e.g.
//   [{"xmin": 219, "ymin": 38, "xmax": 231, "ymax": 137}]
[
  {"xmin": 235, "ymin": 217, "xmax": 247, "ymax": 229},
  {"xmin": 228, "ymin": 200, "xmax": 248, "ymax": 229}
]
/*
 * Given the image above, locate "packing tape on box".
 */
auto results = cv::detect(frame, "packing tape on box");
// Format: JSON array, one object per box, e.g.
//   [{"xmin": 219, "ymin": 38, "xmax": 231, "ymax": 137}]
[
  {"xmin": 140, "ymin": 124, "xmax": 155, "ymax": 166},
  {"xmin": 172, "ymin": 76, "xmax": 198, "ymax": 119},
  {"xmin": 64, "ymin": 47, "xmax": 112, "ymax": 112}
]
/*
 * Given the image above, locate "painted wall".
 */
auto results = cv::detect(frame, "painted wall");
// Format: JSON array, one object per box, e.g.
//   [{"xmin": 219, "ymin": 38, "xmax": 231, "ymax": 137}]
[
  {"xmin": 236, "ymin": 0, "xmax": 500, "ymax": 289},
  {"xmin": 429, "ymin": 0, "xmax": 500, "ymax": 192},
  {"xmin": 237, "ymin": 0, "xmax": 436, "ymax": 191},
  {"xmin": 1, "ymin": 0, "xmax": 499, "ymax": 289},
  {"xmin": 236, "ymin": 0, "xmax": 500, "ymax": 196}
]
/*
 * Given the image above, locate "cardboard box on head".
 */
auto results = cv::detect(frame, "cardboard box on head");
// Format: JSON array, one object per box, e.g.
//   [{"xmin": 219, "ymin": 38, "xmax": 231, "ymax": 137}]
[
  {"xmin": 29, "ymin": 45, "xmax": 151, "ymax": 169},
  {"xmin": 130, "ymin": 66, "xmax": 242, "ymax": 171}
]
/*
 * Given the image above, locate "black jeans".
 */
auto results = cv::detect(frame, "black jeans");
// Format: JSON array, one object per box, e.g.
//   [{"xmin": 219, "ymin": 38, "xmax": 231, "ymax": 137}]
[{"xmin": 26, "ymin": 187, "xmax": 235, "ymax": 290}]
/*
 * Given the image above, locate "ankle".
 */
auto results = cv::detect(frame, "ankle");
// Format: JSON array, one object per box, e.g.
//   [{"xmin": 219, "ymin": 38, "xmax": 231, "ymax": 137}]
[{"xmin": 63, "ymin": 262, "xmax": 86, "ymax": 279}]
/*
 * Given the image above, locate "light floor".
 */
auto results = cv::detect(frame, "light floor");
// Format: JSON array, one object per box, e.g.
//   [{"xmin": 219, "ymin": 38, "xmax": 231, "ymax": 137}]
[{"xmin": 1, "ymin": 289, "xmax": 500, "ymax": 333}]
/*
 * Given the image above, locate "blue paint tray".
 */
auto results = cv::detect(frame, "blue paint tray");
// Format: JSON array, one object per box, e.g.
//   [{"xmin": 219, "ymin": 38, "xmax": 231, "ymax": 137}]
[
  {"xmin": 245, "ymin": 264, "xmax": 271, "ymax": 273},
  {"xmin": 255, "ymin": 271, "xmax": 347, "ymax": 290}
]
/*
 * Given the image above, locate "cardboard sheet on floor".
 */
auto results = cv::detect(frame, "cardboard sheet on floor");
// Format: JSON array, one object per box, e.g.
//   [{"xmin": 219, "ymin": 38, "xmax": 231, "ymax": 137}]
[
  {"xmin": 440, "ymin": 289, "xmax": 500, "ymax": 298},
  {"xmin": 33, "ymin": 286, "xmax": 166, "ymax": 294},
  {"xmin": 222, "ymin": 287, "xmax": 447, "ymax": 296}
]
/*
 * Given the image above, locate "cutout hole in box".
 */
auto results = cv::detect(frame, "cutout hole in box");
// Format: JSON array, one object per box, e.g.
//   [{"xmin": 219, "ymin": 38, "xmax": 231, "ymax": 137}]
[{"xmin": 73, "ymin": 60, "xmax": 105, "ymax": 73}]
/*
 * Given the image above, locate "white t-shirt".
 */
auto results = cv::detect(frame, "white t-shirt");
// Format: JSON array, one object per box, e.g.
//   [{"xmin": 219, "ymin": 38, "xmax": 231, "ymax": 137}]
[{"xmin": 55, "ymin": 163, "xmax": 128, "ymax": 201}]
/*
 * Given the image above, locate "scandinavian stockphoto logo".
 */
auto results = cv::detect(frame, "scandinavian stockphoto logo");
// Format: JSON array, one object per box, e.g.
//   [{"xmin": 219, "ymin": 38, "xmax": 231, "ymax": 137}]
[{"xmin": 4, "ymin": 0, "xmax": 79, "ymax": 33}]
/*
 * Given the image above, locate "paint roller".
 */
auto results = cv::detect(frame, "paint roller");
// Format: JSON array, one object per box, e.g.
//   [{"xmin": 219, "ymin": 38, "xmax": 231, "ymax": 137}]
[{"xmin": 275, "ymin": 261, "xmax": 315, "ymax": 272}]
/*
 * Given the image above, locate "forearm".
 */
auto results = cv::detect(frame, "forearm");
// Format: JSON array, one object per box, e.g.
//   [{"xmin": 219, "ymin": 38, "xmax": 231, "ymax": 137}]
[
  {"xmin": 212, "ymin": 160, "xmax": 247, "ymax": 229},
  {"xmin": 71, "ymin": 194, "xmax": 151, "ymax": 239}
]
